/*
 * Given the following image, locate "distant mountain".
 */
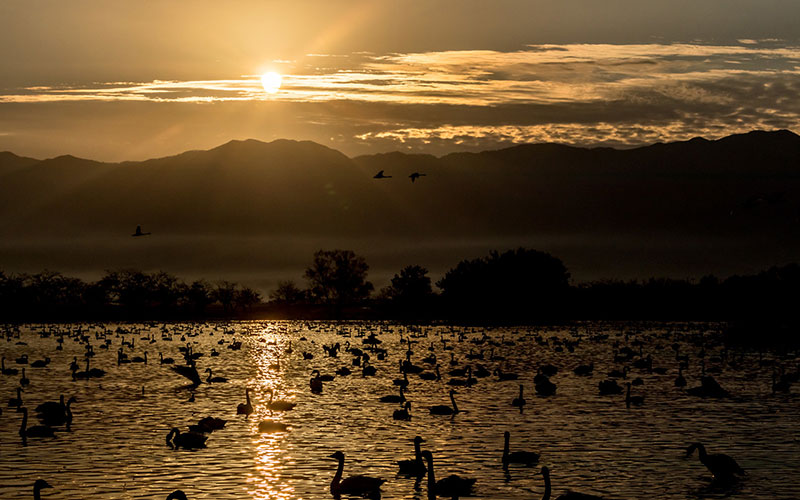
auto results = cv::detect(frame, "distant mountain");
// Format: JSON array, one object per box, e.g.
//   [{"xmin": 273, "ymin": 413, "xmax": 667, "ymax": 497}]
[{"xmin": 1, "ymin": 130, "xmax": 799, "ymax": 285}]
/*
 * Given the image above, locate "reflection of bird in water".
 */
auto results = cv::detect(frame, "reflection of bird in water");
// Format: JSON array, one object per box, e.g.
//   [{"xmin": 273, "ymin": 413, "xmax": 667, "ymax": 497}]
[
  {"xmin": 373, "ymin": 170, "xmax": 392, "ymax": 179},
  {"xmin": 329, "ymin": 450, "xmax": 385, "ymax": 497},
  {"xmin": 258, "ymin": 420, "xmax": 288, "ymax": 432},
  {"xmin": 421, "ymin": 450, "xmax": 476, "ymax": 499},
  {"xmin": 132, "ymin": 225, "xmax": 152, "ymax": 237},
  {"xmin": 686, "ymin": 442, "xmax": 745, "ymax": 482},
  {"xmin": 409, "ymin": 172, "xmax": 426, "ymax": 183},
  {"xmin": 540, "ymin": 466, "xmax": 605, "ymax": 500},
  {"xmin": 32, "ymin": 479, "xmax": 53, "ymax": 500}
]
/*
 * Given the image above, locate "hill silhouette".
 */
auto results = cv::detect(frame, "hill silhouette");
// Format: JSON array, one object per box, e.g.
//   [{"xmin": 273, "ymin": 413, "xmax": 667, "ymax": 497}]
[{"xmin": 1, "ymin": 130, "xmax": 799, "ymax": 285}]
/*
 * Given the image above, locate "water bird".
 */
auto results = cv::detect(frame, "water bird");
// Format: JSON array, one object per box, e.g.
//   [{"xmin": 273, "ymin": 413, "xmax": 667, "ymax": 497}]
[
  {"xmin": 30, "ymin": 357, "xmax": 51, "ymax": 368},
  {"xmin": 266, "ymin": 388, "xmax": 297, "ymax": 411},
  {"xmin": 512, "ymin": 384, "xmax": 526, "ymax": 407},
  {"xmin": 310, "ymin": 370, "xmax": 324, "ymax": 393},
  {"xmin": 132, "ymin": 225, "xmax": 151, "ymax": 237},
  {"xmin": 189, "ymin": 416, "xmax": 227, "ymax": 433},
  {"xmin": 535, "ymin": 377, "xmax": 557, "ymax": 397},
  {"xmin": 373, "ymin": 170, "xmax": 392, "ymax": 179},
  {"xmin": 540, "ymin": 466, "xmax": 605, "ymax": 500},
  {"xmin": 166, "ymin": 491, "xmax": 188, "ymax": 500},
  {"xmin": 379, "ymin": 386, "xmax": 405, "ymax": 403},
  {"xmin": 160, "ymin": 352, "xmax": 175, "ymax": 365},
  {"xmin": 409, "ymin": 172, "xmax": 426, "ymax": 183},
  {"xmin": 166, "ymin": 427, "xmax": 207, "ymax": 449},
  {"xmin": 32, "ymin": 479, "xmax": 53, "ymax": 500},
  {"xmin": 429, "ymin": 389, "xmax": 459, "ymax": 415},
  {"xmin": 598, "ymin": 380, "xmax": 623, "ymax": 395},
  {"xmin": 674, "ymin": 366, "xmax": 686, "ymax": 387},
  {"xmin": 329, "ymin": 451, "xmax": 385, "ymax": 497},
  {"xmin": 9, "ymin": 387, "xmax": 23, "ymax": 409},
  {"xmin": 36, "ymin": 395, "xmax": 76, "ymax": 427},
  {"xmin": 171, "ymin": 363, "xmax": 202, "ymax": 386},
  {"xmin": 204, "ymin": 368, "xmax": 228, "ymax": 383},
  {"xmin": 237, "ymin": 388, "xmax": 254, "ymax": 415},
  {"xmin": 393, "ymin": 401, "xmax": 412, "ymax": 420},
  {"xmin": 685, "ymin": 442, "xmax": 745, "ymax": 482},
  {"xmin": 19, "ymin": 407, "xmax": 56, "ymax": 440},
  {"xmin": 625, "ymin": 382, "xmax": 644, "ymax": 407},
  {"xmin": 502, "ymin": 431, "xmax": 540, "ymax": 467},
  {"xmin": 397, "ymin": 436, "xmax": 427, "ymax": 475},
  {"xmin": 421, "ymin": 450, "xmax": 476, "ymax": 498},
  {"xmin": 20, "ymin": 367, "xmax": 30, "ymax": 386},
  {"xmin": 2, "ymin": 357, "xmax": 19, "ymax": 375}
]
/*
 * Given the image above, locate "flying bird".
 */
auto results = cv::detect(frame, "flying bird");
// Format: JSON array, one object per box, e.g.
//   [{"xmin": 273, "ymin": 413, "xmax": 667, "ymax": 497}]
[
  {"xmin": 132, "ymin": 225, "xmax": 151, "ymax": 237},
  {"xmin": 373, "ymin": 170, "xmax": 392, "ymax": 179},
  {"xmin": 409, "ymin": 172, "xmax": 426, "ymax": 183}
]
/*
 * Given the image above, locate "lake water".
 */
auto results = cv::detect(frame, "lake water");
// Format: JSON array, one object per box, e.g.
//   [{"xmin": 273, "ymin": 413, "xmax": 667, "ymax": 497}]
[{"xmin": 1, "ymin": 321, "xmax": 798, "ymax": 500}]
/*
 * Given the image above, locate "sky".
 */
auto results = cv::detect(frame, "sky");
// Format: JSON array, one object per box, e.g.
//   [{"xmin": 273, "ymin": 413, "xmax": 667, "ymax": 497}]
[{"xmin": 1, "ymin": 0, "xmax": 800, "ymax": 161}]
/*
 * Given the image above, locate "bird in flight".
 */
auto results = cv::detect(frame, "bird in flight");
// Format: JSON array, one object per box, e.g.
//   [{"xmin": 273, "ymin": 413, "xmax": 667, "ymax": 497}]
[
  {"xmin": 132, "ymin": 225, "xmax": 151, "ymax": 237},
  {"xmin": 373, "ymin": 170, "xmax": 392, "ymax": 179},
  {"xmin": 409, "ymin": 172, "xmax": 426, "ymax": 183}
]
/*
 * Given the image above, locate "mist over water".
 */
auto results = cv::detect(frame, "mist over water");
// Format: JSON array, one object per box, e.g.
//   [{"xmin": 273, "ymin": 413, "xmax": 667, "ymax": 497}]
[{"xmin": 1, "ymin": 321, "xmax": 798, "ymax": 500}]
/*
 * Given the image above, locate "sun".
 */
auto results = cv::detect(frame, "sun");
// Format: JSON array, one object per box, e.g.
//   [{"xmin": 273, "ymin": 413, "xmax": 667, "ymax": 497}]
[{"xmin": 260, "ymin": 72, "xmax": 282, "ymax": 94}]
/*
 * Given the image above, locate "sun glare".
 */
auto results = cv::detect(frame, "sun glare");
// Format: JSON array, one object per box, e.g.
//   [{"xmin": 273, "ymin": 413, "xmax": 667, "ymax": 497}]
[{"xmin": 261, "ymin": 72, "xmax": 282, "ymax": 94}]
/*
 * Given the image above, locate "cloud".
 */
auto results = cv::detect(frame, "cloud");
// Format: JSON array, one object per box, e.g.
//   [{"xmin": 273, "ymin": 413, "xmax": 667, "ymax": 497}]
[{"xmin": 1, "ymin": 42, "xmax": 799, "ymax": 154}]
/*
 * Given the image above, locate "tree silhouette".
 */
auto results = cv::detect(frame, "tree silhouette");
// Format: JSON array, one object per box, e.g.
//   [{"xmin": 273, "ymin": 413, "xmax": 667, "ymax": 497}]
[
  {"xmin": 214, "ymin": 280, "xmax": 237, "ymax": 315},
  {"xmin": 437, "ymin": 248, "xmax": 570, "ymax": 318},
  {"xmin": 304, "ymin": 249, "xmax": 373, "ymax": 307},
  {"xmin": 235, "ymin": 286, "xmax": 262, "ymax": 312},
  {"xmin": 380, "ymin": 265, "xmax": 434, "ymax": 314},
  {"xmin": 269, "ymin": 280, "xmax": 306, "ymax": 304}
]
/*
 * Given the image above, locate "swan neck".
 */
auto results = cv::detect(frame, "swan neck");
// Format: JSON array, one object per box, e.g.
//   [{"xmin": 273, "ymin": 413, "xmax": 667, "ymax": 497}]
[
  {"xmin": 425, "ymin": 456, "xmax": 436, "ymax": 499},
  {"xmin": 331, "ymin": 456, "xmax": 344, "ymax": 491},
  {"xmin": 450, "ymin": 392, "xmax": 458, "ymax": 412},
  {"xmin": 542, "ymin": 469, "xmax": 551, "ymax": 500}
]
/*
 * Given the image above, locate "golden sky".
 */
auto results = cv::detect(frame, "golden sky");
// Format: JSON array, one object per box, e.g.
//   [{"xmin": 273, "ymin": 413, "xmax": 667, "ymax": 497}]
[{"xmin": 1, "ymin": 0, "xmax": 799, "ymax": 160}]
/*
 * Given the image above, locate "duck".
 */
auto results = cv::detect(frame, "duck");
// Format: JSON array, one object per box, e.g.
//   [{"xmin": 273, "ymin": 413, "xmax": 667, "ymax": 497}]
[
  {"xmin": 236, "ymin": 388, "xmax": 254, "ymax": 415},
  {"xmin": 685, "ymin": 442, "xmax": 745, "ymax": 481},
  {"xmin": 502, "ymin": 430, "xmax": 540, "ymax": 467},
  {"xmin": 429, "ymin": 389, "xmax": 460, "ymax": 415},
  {"xmin": 32, "ymin": 479, "xmax": 53, "ymax": 500},
  {"xmin": 266, "ymin": 389, "xmax": 297, "ymax": 411},
  {"xmin": 540, "ymin": 466, "xmax": 605, "ymax": 500},
  {"xmin": 421, "ymin": 450, "xmax": 476, "ymax": 498},
  {"xmin": 393, "ymin": 401, "xmax": 412, "ymax": 421},
  {"xmin": 329, "ymin": 451, "xmax": 385, "ymax": 497},
  {"xmin": 397, "ymin": 436, "xmax": 427, "ymax": 475},
  {"xmin": 166, "ymin": 427, "xmax": 207, "ymax": 449},
  {"xmin": 204, "ymin": 368, "xmax": 228, "ymax": 383}
]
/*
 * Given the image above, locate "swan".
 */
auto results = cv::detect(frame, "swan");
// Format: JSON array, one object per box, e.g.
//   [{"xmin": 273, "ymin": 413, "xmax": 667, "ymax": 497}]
[
  {"xmin": 540, "ymin": 466, "xmax": 605, "ymax": 500},
  {"xmin": 393, "ymin": 401, "xmax": 412, "ymax": 421},
  {"xmin": 310, "ymin": 370, "xmax": 323, "ymax": 393},
  {"xmin": 495, "ymin": 368, "xmax": 518, "ymax": 381},
  {"xmin": 131, "ymin": 352, "xmax": 147, "ymax": 364},
  {"xmin": 166, "ymin": 491, "xmax": 188, "ymax": 500},
  {"xmin": 502, "ymin": 430, "xmax": 539, "ymax": 467},
  {"xmin": 19, "ymin": 408, "xmax": 56, "ymax": 440},
  {"xmin": 429, "ymin": 389, "xmax": 459, "ymax": 415},
  {"xmin": 204, "ymin": 368, "xmax": 228, "ymax": 383},
  {"xmin": 30, "ymin": 357, "xmax": 50, "ymax": 368},
  {"xmin": 189, "ymin": 416, "xmax": 227, "ymax": 434},
  {"xmin": 512, "ymin": 384, "xmax": 526, "ymax": 407},
  {"xmin": 598, "ymin": 380, "xmax": 623, "ymax": 395},
  {"xmin": 329, "ymin": 451, "xmax": 385, "ymax": 497},
  {"xmin": 32, "ymin": 479, "xmax": 53, "ymax": 500},
  {"xmin": 674, "ymin": 366, "xmax": 686, "ymax": 387},
  {"xmin": 2, "ymin": 357, "xmax": 19, "ymax": 375},
  {"xmin": 160, "ymin": 352, "xmax": 175, "ymax": 365},
  {"xmin": 397, "ymin": 436, "xmax": 427, "ymax": 475},
  {"xmin": 625, "ymin": 382, "xmax": 644, "ymax": 407},
  {"xmin": 535, "ymin": 377, "xmax": 557, "ymax": 397},
  {"xmin": 36, "ymin": 395, "xmax": 76, "ymax": 427},
  {"xmin": 686, "ymin": 442, "xmax": 745, "ymax": 481},
  {"xmin": 9, "ymin": 387, "xmax": 23, "ymax": 409},
  {"xmin": 237, "ymin": 388, "xmax": 254, "ymax": 415},
  {"xmin": 258, "ymin": 420, "xmax": 288, "ymax": 432},
  {"xmin": 171, "ymin": 363, "xmax": 202, "ymax": 386},
  {"xmin": 20, "ymin": 367, "xmax": 30, "ymax": 386},
  {"xmin": 573, "ymin": 363, "xmax": 594, "ymax": 376},
  {"xmin": 266, "ymin": 389, "xmax": 297, "ymax": 411},
  {"xmin": 419, "ymin": 365, "xmax": 441, "ymax": 381},
  {"xmin": 379, "ymin": 386, "xmax": 405, "ymax": 403},
  {"xmin": 166, "ymin": 427, "xmax": 207, "ymax": 449},
  {"xmin": 421, "ymin": 450, "xmax": 476, "ymax": 498}
]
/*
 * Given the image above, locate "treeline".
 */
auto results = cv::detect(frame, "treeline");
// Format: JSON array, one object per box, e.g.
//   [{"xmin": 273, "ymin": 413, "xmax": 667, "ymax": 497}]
[
  {"xmin": 2, "ymin": 248, "xmax": 800, "ymax": 323},
  {"xmin": 0, "ymin": 269, "xmax": 260, "ymax": 320}
]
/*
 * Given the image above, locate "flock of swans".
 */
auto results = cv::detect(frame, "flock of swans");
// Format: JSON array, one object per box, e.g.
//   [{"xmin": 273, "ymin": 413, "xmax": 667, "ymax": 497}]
[{"xmin": 2, "ymin": 320, "xmax": 794, "ymax": 499}]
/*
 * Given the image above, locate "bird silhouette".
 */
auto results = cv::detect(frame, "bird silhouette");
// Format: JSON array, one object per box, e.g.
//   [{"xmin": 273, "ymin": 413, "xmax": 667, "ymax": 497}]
[
  {"xmin": 409, "ymin": 172, "xmax": 426, "ymax": 183},
  {"xmin": 686, "ymin": 442, "xmax": 745, "ymax": 482},
  {"xmin": 32, "ymin": 479, "xmax": 53, "ymax": 500},
  {"xmin": 132, "ymin": 225, "xmax": 151, "ymax": 237},
  {"xmin": 373, "ymin": 170, "xmax": 392, "ymax": 179},
  {"xmin": 329, "ymin": 451, "xmax": 385, "ymax": 497}
]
